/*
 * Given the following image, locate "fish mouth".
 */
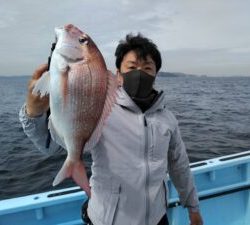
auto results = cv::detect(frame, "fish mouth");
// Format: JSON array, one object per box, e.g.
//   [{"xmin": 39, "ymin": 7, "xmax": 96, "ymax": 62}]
[
  {"xmin": 56, "ymin": 44, "xmax": 84, "ymax": 63},
  {"xmin": 60, "ymin": 43, "xmax": 81, "ymax": 51},
  {"xmin": 54, "ymin": 26, "xmax": 85, "ymax": 63},
  {"xmin": 59, "ymin": 52, "xmax": 84, "ymax": 63}
]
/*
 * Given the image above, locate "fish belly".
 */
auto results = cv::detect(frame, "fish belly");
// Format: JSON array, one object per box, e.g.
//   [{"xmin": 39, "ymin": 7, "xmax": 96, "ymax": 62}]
[{"xmin": 50, "ymin": 63, "xmax": 107, "ymax": 158}]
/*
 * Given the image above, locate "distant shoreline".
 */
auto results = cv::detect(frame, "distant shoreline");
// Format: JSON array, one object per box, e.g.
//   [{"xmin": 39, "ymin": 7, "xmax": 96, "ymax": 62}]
[
  {"xmin": 0, "ymin": 72, "xmax": 249, "ymax": 78},
  {"xmin": 158, "ymin": 72, "xmax": 250, "ymax": 78}
]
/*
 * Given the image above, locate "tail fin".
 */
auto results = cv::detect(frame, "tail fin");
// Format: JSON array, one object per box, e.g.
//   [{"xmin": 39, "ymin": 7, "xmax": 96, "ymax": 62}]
[{"xmin": 53, "ymin": 157, "xmax": 91, "ymax": 196}]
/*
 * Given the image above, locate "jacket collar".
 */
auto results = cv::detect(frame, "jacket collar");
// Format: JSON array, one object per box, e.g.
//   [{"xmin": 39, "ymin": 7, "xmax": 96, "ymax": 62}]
[{"xmin": 116, "ymin": 87, "xmax": 166, "ymax": 114}]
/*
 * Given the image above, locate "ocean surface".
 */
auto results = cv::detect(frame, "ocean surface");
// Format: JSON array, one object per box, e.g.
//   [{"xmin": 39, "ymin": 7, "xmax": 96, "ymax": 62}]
[{"xmin": 0, "ymin": 75, "xmax": 250, "ymax": 200}]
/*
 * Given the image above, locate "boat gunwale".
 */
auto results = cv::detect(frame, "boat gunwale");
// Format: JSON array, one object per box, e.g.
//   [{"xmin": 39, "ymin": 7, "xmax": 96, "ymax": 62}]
[{"xmin": 1, "ymin": 150, "xmax": 250, "ymax": 216}]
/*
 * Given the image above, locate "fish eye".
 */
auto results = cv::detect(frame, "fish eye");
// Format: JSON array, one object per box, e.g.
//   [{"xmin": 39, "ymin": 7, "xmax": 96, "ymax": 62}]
[{"xmin": 79, "ymin": 37, "xmax": 88, "ymax": 45}]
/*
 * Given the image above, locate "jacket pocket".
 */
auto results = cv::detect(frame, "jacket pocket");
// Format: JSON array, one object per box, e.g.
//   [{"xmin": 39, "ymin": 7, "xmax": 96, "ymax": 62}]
[
  {"xmin": 88, "ymin": 179, "xmax": 121, "ymax": 225},
  {"xmin": 151, "ymin": 123, "xmax": 171, "ymax": 161}
]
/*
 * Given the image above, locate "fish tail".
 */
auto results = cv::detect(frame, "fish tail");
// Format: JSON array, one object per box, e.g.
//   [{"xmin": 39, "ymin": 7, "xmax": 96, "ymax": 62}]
[{"xmin": 53, "ymin": 158, "xmax": 91, "ymax": 197}]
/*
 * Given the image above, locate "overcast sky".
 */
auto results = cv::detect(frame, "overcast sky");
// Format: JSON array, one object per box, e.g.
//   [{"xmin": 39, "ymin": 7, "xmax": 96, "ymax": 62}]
[{"xmin": 1, "ymin": 0, "xmax": 249, "ymax": 76}]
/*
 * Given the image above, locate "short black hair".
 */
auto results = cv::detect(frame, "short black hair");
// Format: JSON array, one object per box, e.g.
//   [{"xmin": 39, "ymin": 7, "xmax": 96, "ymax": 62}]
[{"xmin": 115, "ymin": 33, "xmax": 162, "ymax": 72}]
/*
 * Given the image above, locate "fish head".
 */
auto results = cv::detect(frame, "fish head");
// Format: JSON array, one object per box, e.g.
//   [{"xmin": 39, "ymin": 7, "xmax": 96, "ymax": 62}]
[{"xmin": 54, "ymin": 24, "xmax": 97, "ymax": 63}]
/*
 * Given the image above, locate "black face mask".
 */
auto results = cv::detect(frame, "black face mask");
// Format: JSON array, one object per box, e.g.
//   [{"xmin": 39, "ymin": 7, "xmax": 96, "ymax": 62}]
[{"xmin": 121, "ymin": 70, "xmax": 155, "ymax": 99}]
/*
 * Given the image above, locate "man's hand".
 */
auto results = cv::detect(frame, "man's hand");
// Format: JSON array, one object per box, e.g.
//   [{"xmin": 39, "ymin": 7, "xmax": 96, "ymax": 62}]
[
  {"xmin": 26, "ymin": 64, "xmax": 50, "ymax": 117},
  {"xmin": 189, "ymin": 211, "xmax": 203, "ymax": 225}
]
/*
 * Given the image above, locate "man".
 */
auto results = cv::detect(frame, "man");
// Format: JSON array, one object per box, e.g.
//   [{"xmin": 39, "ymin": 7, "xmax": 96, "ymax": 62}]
[{"xmin": 20, "ymin": 33, "xmax": 203, "ymax": 225}]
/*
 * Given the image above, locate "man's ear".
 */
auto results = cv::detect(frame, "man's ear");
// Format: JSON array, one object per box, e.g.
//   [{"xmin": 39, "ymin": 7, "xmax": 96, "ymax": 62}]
[{"xmin": 116, "ymin": 69, "xmax": 123, "ymax": 87}]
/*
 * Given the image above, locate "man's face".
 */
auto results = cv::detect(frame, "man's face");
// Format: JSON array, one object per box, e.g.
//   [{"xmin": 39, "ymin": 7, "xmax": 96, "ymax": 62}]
[{"xmin": 117, "ymin": 50, "xmax": 157, "ymax": 86}]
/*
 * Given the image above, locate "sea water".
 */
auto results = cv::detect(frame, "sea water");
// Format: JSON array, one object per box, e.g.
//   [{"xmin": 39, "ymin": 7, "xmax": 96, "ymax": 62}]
[{"xmin": 0, "ymin": 75, "xmax": 249, "ymax": 200}]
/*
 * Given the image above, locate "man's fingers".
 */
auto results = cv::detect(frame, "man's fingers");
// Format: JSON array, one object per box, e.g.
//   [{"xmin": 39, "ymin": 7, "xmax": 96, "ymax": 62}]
[
  {"xmin": 189, "ymin": 212, "xmax": 203, "ymax": 225},
  {"xmin": 32, "ymin": 64, "xmax": 48, "ymax": 80}
]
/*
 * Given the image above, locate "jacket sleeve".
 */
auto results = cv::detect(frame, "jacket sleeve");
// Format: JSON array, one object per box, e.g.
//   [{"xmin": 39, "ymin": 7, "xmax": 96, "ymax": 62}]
[
  {"xmin": 168, "ymin": 122, "xmax": 200, "ymax": 211},
  {"xmin": 19, "ymin": 103, "xmax": 64, "ymax": 155}
]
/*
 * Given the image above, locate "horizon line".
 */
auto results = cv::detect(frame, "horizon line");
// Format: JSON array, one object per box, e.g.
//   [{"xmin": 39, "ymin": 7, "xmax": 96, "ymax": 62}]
[{"xmin": 0, "ymin": 72, "xmax": 249, "ymax": 78}]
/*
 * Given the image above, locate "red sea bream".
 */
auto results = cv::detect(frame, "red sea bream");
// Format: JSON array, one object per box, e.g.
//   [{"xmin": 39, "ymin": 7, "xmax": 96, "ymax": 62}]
[{"xmin": 32, "ymin": 24, "xmax": 117, "ymax": 196}]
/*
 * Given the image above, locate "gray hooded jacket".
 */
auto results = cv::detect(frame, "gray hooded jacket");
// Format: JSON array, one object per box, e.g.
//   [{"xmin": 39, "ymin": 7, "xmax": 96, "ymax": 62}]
[{"xmin": 19, "ymin": 87, "xmax": 199, "ymax": 225}]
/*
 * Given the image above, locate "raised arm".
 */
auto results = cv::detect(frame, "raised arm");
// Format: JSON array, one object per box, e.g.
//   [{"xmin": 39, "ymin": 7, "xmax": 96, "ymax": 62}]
[{"xmin": 19, "ymin": 64, "xmax": 63, "ymax": 154}]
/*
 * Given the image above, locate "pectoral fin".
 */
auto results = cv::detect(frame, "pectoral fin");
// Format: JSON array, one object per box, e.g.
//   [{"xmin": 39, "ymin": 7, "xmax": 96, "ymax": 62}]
[{"xmin": 32, "ymin": 71, "xmax": 50, "ymax": 97}]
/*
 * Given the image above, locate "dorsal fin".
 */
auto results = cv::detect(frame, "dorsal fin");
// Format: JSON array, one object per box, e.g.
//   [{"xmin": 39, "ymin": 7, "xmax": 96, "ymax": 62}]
[{"xmin": 84, "ymin": 71, "xmax": 118, "ymax": 151}]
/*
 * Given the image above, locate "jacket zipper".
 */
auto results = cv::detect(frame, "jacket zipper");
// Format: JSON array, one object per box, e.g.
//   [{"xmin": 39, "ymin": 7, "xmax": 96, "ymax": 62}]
[{"xmin": 143, "ymin": 115, "xmax": 150, "ymax": 225}]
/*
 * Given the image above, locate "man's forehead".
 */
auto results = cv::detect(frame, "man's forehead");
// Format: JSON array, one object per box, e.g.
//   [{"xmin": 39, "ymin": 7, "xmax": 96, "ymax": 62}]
[
  {"xmin": 123, "ymin": 51, "xmax": 154, "ymax": 64},
  {"xmin": 126, "ymin": 60, "xmax": 154, "ymax": 65}
]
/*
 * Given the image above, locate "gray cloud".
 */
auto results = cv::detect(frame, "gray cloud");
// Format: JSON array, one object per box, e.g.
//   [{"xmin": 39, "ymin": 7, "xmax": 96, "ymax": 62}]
[
  {"xmin": 0, "ymin": 0, "xmax": 249, "ymax": 76},
  {"xmin": 163, "ymin": 47, "xmax": 250, "ymax": 76}
]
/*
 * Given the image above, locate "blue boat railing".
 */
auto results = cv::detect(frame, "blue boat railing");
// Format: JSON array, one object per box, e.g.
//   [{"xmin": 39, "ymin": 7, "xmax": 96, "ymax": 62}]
[
  {"xmin": 0, "ymin": 150, "xmax": 250, "ymax": 225},
  {"xmin": 167, "ymin": 151, "xmax": 250, "ymax": 225}
]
